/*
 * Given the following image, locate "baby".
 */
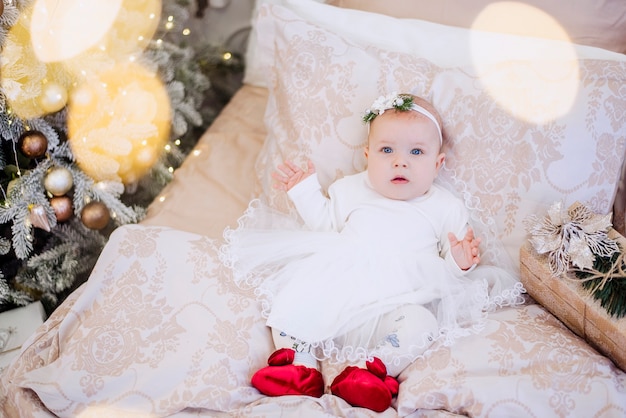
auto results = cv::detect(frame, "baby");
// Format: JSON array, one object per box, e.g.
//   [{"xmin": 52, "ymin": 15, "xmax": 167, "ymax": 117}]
[{"xmin": 224, "ymin": 93, "xmax": 483, "ymax": 412}]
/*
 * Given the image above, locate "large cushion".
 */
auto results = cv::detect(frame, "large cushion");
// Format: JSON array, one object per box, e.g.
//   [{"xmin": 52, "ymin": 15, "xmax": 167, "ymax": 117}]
[
  {"xmin": 252, "ymin": 0, "xmax": 626, "ymax": 272},
  {"xmin": 247, "ymin": 2, "xmax": 626, "ymax": 414},
  {"xmin": 15, "ymin": 225, "xmax": 274, "ymax": 416}
]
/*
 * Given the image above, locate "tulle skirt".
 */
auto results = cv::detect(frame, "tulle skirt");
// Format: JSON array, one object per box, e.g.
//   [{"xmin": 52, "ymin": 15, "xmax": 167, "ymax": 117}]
[{"xmin": 221, "ymin": 200, "xmax": 524, "ymax": 365}]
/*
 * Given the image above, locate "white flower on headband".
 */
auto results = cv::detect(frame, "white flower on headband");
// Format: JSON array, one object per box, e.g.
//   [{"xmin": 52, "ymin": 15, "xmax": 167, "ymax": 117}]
[{"xmin": 363, "ymin": 92, "xmax": 413, "ymax": 123}]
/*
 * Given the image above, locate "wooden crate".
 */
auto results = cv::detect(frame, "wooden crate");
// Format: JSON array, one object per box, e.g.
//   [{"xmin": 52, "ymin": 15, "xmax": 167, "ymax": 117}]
[{"xmin": 520, "ymin": 232, "xmax": 626, "ymax": 372}]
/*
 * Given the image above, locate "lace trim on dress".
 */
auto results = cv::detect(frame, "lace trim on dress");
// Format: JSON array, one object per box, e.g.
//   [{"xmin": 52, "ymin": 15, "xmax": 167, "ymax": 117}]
[{"xmin": 220, "ymin": 188, "xmax": 527, "ymax": 367}]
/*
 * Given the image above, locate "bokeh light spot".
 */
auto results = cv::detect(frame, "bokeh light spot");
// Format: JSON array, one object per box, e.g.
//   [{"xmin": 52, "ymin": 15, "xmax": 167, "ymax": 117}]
[
  {"xmin": 68, "ymin": 62, "xmax": 171, "ymax": 184},
  {"xmin": 30, "ymin": 0, "xmax": 123, "ymax": 62},
  {"xmin": 470, "ymin": 2, "xmax": 578, "ymax": 124}
]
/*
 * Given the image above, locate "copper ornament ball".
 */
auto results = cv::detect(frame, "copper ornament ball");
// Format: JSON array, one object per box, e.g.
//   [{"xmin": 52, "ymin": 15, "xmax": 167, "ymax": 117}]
[
  {"xmin": 19, "ymin": 130, "xmax": 48, "ymax": 159},
  {"xmin": 50, "ymin": 196, "xmax": 73, "ymax": 222},
  {"xmin": 81, "ymin": 201, "xmax": 110, "ymax": 230}
]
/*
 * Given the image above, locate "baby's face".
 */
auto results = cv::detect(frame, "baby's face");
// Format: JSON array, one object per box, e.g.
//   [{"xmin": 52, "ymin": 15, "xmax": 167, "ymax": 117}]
[{"xmin": 365, "ymin": 110, "xmax": 445, "ymax": 201}]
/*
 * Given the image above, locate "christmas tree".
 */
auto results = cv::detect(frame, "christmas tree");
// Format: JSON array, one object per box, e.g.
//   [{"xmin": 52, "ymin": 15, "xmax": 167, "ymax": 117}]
[{"xmin": 0, "ymin": 0, "xmax": 243, "ymax": 315}]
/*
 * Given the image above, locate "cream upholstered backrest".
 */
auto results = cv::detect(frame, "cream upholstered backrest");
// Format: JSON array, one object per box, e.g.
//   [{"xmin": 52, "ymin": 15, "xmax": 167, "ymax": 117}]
[{"xmin": 328, "ymin": 0, "xmax": 626, "ymax": 55}]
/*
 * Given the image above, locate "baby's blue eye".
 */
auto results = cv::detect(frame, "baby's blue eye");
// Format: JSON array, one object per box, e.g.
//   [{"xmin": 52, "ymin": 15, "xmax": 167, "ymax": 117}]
[
  {"xmin": 381, "ymin": 146, "xmax": 393, "ymax": 153},
  {"xmin": 411, "ymin": 149, "xmax": 423, "ymax": 155}
]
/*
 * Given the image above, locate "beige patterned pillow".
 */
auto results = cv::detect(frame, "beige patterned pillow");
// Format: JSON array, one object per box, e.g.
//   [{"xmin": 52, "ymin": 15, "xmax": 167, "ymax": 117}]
[
  {"xmin": 254, "ymin": 1, "xmax": 626, "ymax": 270},
  {"xmin": 397, "ymin": 303, "xmax": 626, "ymax": 416},
  {"xmin": 16, "ymin": 225, "xmax": 274, "ymax": 416}
]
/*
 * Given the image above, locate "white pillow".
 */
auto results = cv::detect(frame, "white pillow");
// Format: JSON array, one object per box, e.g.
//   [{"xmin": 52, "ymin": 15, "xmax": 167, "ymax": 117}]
[
  {"xmin": 243, "ymin": 0, "xmax": 329, "ymax": 87},
  {"xmin": 253, "ymin": 0, "xmax": 626, "ymax": 272}
]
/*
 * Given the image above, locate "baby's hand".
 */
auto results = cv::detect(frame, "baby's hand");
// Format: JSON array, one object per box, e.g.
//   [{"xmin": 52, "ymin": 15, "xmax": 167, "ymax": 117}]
[
  {"xmin": 272, "ymin": 160, "xmax": 316, "ymax": 191},
  {"xmin": 448, "ymin": 227, "xmax": 481, "ymax": 271}
]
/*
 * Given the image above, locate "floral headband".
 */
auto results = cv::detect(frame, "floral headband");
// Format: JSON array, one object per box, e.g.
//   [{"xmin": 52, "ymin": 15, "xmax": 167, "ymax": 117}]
[{"xmin": 363, "ymin": 93, "xmax": 443, "ymax": 145}]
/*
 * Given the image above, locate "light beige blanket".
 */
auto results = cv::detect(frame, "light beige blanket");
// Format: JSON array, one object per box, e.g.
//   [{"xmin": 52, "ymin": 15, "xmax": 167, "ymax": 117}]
[{"xmin": 2, "ymin": 85, "xmax": 625, "ymax": 417}]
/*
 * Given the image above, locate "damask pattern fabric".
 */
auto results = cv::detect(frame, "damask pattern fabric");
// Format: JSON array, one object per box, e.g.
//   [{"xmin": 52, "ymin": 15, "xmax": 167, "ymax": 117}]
[
  {"xmin": 3, "ymin": 223, "xmax": 625, "ymax": 417},
  {"xmin": 10, "ymin": 225, "xmax": 273, "ymax": 416},
  {"xmin": 253, "ymin": 1, "xmax": 626, "ymax": 271},
  {"xmin": 2, "ymin": 0, "xmax": 626, "ymax": 415}
]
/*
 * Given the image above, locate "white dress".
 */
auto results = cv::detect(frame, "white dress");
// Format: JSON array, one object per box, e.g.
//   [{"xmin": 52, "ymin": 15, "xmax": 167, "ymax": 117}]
[{"xmin": 222, "ymin": 172, "xmax": 497, "ymax": 363}]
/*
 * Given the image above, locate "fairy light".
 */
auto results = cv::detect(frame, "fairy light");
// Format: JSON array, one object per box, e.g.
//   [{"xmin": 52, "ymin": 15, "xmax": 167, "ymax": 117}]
[
  {"xmin": 164, "ymin": 144, "xmax": 171, "ymax": 152},
  {"xmin": 168, "ymin": 166, "xmax": 174, "ymax": 173},
  {"xmin": 174, "ymin": 139, "xmax": 181, "ymax": 146},
  {"xmin": 182, "ymin": 28, "xmax": 190, "ymax": 36},
  {"xmin": 165, "ymin": 15, "xmax": 174, "ymax": 30}
]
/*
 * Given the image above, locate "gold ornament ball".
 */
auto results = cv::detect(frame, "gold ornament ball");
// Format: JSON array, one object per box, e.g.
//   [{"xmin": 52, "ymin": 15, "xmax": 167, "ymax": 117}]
[
  {"xmin": 19, "ymin": 130, "xmax": 48, "ymax": 159},
  {"xmin": 50, "ymin": 196, "xmax": 73, "ymax": 222},
  {"xmin": 39, "ymin": 81, "xmax": 68, "ymax": 114},
  {"xmin": 44, "ymin": 167, "xmax": 74, "ymax": 196},
  {"xmin": 81, "ymin": 201, "xmax": 110, "ymax": 230}
]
